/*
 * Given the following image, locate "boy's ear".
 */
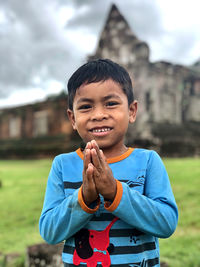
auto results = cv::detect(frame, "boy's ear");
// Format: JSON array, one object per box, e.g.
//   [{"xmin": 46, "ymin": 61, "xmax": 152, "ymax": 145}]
[
  {"xmin": 67, "ymin": 109, "xmax": 77, "ymax": 130},
  {"xmin": 129, "ymin": 100, "xmax": 138, "ymax": 123}
]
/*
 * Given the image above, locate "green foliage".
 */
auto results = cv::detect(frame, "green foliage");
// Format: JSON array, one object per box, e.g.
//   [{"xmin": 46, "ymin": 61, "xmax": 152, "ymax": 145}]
[
  {"xmin": 0, "ymin": 134, "xmax": 81, "ymax": 158},
  {"xmin": 0, "ymin": 158, "xmax": 200, "ymax": 266}
]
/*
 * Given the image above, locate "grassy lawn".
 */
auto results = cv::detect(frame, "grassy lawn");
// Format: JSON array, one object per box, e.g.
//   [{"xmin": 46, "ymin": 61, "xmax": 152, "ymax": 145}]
[
  {"xmin": 0, "ymin": 159, "xmax": 52, "ymax": 254},
  {"xmin": 160, "ymin": 158, "xmax": 200, "ymax": 267},
  {"xmin": 0, "ymin": 157, "xmax": 200, "ymax": 266}
]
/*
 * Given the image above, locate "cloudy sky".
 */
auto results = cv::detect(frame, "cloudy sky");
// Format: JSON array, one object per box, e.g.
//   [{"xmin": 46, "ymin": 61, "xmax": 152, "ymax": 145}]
[{"xmin": 0, "ymin": 0, "xmax": 200, "ymax": 108}]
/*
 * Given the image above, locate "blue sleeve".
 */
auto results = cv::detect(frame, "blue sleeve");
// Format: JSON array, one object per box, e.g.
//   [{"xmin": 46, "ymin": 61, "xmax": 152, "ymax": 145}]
[
  {"xmin": 112, "ymin": 151, "xmax": 178, "ymax": 238},
  {"xmin": 39, "ymin": 156, "xmax": 93, "ymax": 244}
]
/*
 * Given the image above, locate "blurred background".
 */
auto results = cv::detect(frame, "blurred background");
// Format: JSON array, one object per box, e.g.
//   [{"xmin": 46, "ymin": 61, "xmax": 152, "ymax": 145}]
[
  {"xmin": 0, "ymin": 0, "xmax": 200, "ymax": 157},
  {"xmin": 0, "ymin": 0, "xmax": 200, "ymax": 107},
  {"xmin": 0, "ymin": 0, "xmax": 200, "ymax": 158},
  {"xmin": 0, "ymin": 1, "xmax": 200, "ymax": 266}
]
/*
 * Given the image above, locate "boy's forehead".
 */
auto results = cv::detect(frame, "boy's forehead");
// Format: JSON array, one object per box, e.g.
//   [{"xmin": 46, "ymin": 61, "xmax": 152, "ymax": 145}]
[{"xmin": 76, "ymin": 79, "xmax": 123, "ymax": 96}]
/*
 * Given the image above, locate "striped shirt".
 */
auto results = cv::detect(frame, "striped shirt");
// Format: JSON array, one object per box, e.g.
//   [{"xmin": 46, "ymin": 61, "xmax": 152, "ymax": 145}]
[{"xmin": 39, "ymin": 148, "xmax": 178, "ymax": 266}]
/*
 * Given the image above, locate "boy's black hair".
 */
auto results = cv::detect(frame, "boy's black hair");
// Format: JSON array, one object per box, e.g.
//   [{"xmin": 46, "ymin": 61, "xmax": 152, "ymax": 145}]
[{"xmin": 67, "ymin": 59, "xmax": 134, "ymax": 110}]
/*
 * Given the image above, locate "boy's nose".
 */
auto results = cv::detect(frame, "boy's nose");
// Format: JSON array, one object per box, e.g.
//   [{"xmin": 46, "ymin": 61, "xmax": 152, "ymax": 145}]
[{"xmin": 91, "ymin": 107, "xmax": 108, "ymax": 121}]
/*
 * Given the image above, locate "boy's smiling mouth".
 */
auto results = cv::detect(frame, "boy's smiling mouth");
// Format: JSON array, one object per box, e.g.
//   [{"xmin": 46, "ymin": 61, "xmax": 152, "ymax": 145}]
[{"xmin": 89, "ymin": 127, "xmax": 113, "ymax": 136}]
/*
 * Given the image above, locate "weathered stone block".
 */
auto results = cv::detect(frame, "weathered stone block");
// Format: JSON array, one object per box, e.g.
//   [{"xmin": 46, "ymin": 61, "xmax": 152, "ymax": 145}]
[{"xmin": 26, "ymin": 243, "xmax": 63, "ymax": 267}]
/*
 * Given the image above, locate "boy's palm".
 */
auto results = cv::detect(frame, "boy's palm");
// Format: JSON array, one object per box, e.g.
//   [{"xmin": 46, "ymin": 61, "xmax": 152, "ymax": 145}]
[
  {"xmin": 90, "ymin": 147, "xmax": 116, "ymax": 201},
  {"xmin": 82, "ymin": 149, "xmax": 99, "ymax": 205},
  {"xmin": 82, "ymin": 140, "xmax": 117, "ymax": 206}
]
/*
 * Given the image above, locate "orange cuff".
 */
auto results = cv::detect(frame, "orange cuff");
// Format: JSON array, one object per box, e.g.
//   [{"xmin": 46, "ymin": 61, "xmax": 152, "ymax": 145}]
[
  {"xmin": 78, "ymin": 186, "xmax": 100, "ymax": 214},
  {"xmin": 104, "ymin": 180, "xmax": 123, "ymax": 212}
]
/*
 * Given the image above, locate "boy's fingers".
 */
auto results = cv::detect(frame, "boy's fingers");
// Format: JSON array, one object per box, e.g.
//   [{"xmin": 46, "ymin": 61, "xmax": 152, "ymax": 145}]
[
  {"xmin": 91, "ymin": 148, "xmax": 102, "ymax": 170},
  {"xmin": 91, "ymin": 140, "xmax": 105, "ymax": 165},
  {"xmin": 83, "ymin": 149, "xmax": 91, "ymax": 171},
  {"xmin": 92, "ymin": 165, "xmax": 101, "ymax": 180},
  {"xmin": 100, "ymin": 149, "xmax": 106, "ymax": 162},
  {"xmin": 86, "ymin": 163, "xmax": 94, "ymax": 179},
  {"xmin": 91, "ymin": 140, "xmax": 100, "ymax": 152},
  {"xmin": 86, "ymin": 141, "xmax": 92, "ymax": 150},
  {"xmin": 83, "ymin": 162, "xmax": 94, "ymax": 186}
]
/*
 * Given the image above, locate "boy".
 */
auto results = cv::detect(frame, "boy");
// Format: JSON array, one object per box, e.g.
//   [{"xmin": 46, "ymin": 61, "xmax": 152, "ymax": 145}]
[{"xmin": 39, "ymin": 59, "xmax": 178, "ymax": 267}]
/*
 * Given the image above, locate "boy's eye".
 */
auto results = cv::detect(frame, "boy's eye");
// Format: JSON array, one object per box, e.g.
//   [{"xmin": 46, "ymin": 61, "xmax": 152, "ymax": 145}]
[
  {"xmin": 106, "ymin": 101, "xmax": 118, "ymax": 107},
  {"xmin": 78, "ymin": 104, "xmax": 92, "ymax": 110}
]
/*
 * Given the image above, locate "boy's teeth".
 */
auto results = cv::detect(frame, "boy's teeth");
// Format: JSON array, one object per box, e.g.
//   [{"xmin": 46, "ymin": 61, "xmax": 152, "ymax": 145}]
[{"xmin": 93, "ymin": 128, "xmax": 111, "ymax": 132}]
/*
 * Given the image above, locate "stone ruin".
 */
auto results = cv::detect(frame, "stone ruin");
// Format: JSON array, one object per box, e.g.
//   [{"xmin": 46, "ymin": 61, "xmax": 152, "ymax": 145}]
[
  {"xmin": 0, "ymin": 4, "xmax": 200, "ymax": 157},
  {"xmin": 89, "ymin": 4, "xmax": 200, "ymax": 156},
  {"xmin": 26, "ymin": 243, "xmax": 63, "ymax": 267}
]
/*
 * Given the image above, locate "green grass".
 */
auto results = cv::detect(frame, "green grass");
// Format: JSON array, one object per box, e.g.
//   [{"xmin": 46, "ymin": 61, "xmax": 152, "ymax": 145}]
[
  {"xmin": 0, "ymin": 159, "xmax": 52, "ymax": 254},
  {"xmin": 0, "ymin": 157, "xmax": 200, "ymax": 266},
  {"xmin": 160, "ymin": 158, "xmax": 200, "ymax": 267}
]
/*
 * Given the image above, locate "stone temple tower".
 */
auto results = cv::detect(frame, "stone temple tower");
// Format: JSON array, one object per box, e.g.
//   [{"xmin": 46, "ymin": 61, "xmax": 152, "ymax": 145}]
[{"xmin": 88, "ymin": 4, "xmax": 200, "ymax": 156}]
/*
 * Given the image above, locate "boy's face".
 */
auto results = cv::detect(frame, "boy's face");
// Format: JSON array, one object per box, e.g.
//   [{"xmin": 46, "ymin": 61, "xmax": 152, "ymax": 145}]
[{"xmin": 67, "ymin": 79, "xmax": 137, "ymax": 157}]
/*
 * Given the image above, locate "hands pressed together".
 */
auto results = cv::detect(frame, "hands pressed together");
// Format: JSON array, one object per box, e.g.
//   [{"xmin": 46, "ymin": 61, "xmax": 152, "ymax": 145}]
[{"xmin": 82, "ymin": 140, "xmax": 117, "ymax": 206}]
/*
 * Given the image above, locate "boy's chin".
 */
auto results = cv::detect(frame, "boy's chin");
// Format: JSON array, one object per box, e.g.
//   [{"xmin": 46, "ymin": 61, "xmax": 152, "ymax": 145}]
[
  {"xmin": 84, "ymin": 139, "xmax": 106, "ymax": 148},
  {"xmin": 93, "ymin": 141, "xmax": 114, "ymax": 151}
]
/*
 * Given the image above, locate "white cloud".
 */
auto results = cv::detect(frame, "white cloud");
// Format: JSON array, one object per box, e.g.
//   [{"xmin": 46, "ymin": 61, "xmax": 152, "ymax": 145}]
[
  {"xmin": 0, "ymin": 80, "xmax": 64, "ymax": 108},
  {"xmin": 0, "ymin": 88, "xmax": 46, "ymax": 108},
  {"xmin": 0, "ymin": 0, "xmax": 200, "ymax": 108}
]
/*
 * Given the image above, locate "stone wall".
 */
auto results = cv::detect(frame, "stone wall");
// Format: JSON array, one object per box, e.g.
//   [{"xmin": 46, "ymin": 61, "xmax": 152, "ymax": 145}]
[
  {"xmin": 0, "ymin": 93, "xmax": 78, "ymax": 158},
  {"xmin": 88, "ymin": 4, "xmax": 200, "ymax": 155},
  {"xmin": 0, "ymin": 4, "xmax": 200, "ymax": 157},
  {"xmin": 26, "ymin": 243, "xmax": 63, "ymax": 267},
  {"xmin": 0, "ymin": 92, "xmax": 72, "ymax": 141}
]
